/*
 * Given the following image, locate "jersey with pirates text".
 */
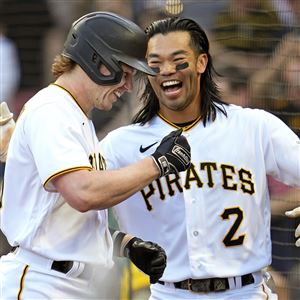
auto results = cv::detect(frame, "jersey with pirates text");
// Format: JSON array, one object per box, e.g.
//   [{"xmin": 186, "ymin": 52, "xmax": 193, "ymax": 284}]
[
  {"xmin": 99, "ymin": 104, "xmax": 300, "ymax": 281},
  {"xmin": 1, "ymin": 84, "xmax": 113, "ymax": 268}
]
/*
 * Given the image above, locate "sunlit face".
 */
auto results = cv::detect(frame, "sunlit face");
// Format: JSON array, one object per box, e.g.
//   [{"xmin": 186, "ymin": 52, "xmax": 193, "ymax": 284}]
[
  {"xmin": 90, "ymin": 63, "xmax": 135, "ymax": 111},
  {"xmin": 146, "ymin": 31, "xmax": 207, "ymax": 117}
]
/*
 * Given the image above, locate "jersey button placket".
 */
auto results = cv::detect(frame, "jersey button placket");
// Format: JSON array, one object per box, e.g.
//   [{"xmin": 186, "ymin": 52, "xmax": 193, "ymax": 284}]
[{"xmin": 190, "ymin": 199, "xmax": 199, "ymax": 237}]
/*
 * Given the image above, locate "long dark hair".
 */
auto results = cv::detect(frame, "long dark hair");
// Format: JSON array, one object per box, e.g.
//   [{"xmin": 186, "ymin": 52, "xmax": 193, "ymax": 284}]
[{"xmin": 132, "ymin": 17, "xmax": 228, "ymax": 125}]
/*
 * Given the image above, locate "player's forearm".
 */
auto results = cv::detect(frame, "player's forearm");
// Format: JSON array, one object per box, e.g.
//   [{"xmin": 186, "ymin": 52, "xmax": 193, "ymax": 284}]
[{"xmin": 53, "ymin": 157, "xmax": 159, "ymax": 212}]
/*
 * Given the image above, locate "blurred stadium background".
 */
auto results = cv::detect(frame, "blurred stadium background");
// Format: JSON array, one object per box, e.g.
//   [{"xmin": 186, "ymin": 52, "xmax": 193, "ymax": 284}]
[{"xmin": 0, "ymin": 0, "xmax": 299, "ymax": 299}]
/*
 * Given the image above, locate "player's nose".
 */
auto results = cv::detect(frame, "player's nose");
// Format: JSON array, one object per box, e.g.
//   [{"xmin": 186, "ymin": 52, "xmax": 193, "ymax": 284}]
[
  {"xmin": 123, "ymin": 73, "xmax": 133, "ymax": 92},
  {"xmin": 159, "ymin": 61, "xmax": 176, "ymax": 76}
]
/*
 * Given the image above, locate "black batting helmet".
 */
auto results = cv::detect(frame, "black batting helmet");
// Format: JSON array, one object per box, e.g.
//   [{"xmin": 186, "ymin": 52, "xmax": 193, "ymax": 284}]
[{"xmin": 62, "ymin": 11, "xmax": 156, "ymax": 85}]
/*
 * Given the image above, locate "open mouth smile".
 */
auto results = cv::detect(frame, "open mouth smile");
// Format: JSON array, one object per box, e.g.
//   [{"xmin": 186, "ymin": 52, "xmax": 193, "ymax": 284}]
[{"xmin": 161, "ymin": 80, "xmax": 183, "ymax": 96}]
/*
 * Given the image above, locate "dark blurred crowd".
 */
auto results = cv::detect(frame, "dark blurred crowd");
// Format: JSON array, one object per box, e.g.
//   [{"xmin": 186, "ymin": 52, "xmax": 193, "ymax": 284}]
[{"xmin": 0, "ymin": 1, "xmax": 299, "ymax": 299}]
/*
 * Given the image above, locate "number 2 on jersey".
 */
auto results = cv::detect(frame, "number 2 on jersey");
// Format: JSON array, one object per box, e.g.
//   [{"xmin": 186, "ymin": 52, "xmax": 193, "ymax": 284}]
[{"xmin": 221, "ymin": 207, "xmax": 245, "ymax": 247}]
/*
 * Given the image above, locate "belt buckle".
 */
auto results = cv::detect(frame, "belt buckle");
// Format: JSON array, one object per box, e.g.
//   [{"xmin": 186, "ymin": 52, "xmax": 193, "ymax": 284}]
[
  {"xmin": 212, "ymin": 278, "xmax": 227, "ymax": 292},
  {"xmin": 187, "ymin": 278, "xmax": 211, "ymax": 293}
]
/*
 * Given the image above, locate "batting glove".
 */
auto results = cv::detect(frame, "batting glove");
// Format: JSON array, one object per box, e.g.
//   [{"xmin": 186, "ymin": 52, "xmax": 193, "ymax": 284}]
[
  {"xmin": 151, "ymin": 128, "xmax": 191, "ymax": 177},
  {"xmin": 0, "ymin": 102, "xmax": 15, "ymax": 162},
  {"xmin": 125, "ymin": 237, "xmax": 167, "ymax": 284},
  {"xmin": 285, "ymin": 207, "xmax": 300, "ymax": 247},
  {"xmin": 112, "ymin": 230, "xmax": 167, "ymax": 284}
]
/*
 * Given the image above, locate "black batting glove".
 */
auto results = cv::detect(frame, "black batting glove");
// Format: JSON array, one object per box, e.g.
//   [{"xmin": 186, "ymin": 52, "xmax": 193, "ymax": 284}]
[
  {"xmin": 151, "ymin": 129, "xmax": 191, "ymax": 177},
  {"xmin": 124, "ymin": 237, "xmax": 167, "ymax": 284}
]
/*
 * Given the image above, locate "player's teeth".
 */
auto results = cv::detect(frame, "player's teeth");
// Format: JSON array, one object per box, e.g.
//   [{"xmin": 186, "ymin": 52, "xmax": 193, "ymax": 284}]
[
  {"xmin": 162, "ymin": 80, "xmax": 180, "ymax": 87},
  {"xmin": 115, "ymin": 91, "xmax": 121, "ymax": 97}
]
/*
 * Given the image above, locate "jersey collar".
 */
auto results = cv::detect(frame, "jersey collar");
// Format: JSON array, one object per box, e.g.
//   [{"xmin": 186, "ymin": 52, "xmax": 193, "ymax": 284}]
[
  {"xmin": 157, "ymin": 113, "xmax": 202, "ymax": 132},
  {"xmin": 50, "ymin": 83, "xmax": 88, "ymax": 117}
]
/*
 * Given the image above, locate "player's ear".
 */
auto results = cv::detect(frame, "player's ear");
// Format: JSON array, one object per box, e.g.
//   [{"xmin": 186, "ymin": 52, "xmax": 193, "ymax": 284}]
[{"xmin": 196, "ymin": 53, "xmax": 208, "ymax": 74}]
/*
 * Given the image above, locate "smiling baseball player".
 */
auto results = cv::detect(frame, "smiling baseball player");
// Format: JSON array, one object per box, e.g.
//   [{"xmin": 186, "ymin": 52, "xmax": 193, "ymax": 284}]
[{"xmin": 98, "ymin": 17, "xmax": 300, "ymax": 300}]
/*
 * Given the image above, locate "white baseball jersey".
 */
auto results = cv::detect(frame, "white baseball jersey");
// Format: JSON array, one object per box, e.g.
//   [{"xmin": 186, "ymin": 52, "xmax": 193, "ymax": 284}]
[
  {"xmin": 1, "ymin": 84, "xmax": 113, "ymax": 267},
  {"xmin": 99, "ymin": 104, "xmax": 300, "ymax": 282}
]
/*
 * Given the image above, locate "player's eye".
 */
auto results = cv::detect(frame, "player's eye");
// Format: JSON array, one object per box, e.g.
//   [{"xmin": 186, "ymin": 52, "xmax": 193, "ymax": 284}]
[
  {"xmin": 174, "ymin": 57, "xmax": 185, "ymax": 62},
  {"xmin": 148, "ymin": 62, "xmax": 161, "ymax": 74},
  {"xmin": 148, "ymin": 60, "xmax": 160, "ymax": 65}
]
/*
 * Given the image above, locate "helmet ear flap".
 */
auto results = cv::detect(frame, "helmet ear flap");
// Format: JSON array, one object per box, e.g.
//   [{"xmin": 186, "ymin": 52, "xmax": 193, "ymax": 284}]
[
  {"xmin": 63, "ymin": 27, "xmax": 123, "ymax": 85},
  {"xmin": 92, "ymin": 52, "xmax": 124, "ymax": 85}
]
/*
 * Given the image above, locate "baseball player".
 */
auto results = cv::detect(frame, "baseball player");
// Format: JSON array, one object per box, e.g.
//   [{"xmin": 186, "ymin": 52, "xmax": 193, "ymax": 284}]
[
  {"xmin": 0, "ymin": 13, "xmax": 191, "ymax": 299},
  {"xmin": 98, "ymin": 17, "xmax": 300, "ymax": 299}
]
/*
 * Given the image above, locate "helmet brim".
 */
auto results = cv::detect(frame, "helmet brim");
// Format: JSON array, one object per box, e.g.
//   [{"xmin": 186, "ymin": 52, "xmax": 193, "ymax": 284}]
[{"xmin": 115, "ymin": 55, "xmax": 157, "ymax": 76}]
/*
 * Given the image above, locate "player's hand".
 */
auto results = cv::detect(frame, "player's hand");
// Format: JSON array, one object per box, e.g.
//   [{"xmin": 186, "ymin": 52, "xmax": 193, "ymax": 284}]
[
  {"xmin": 151, "ymin": 129, "xmax": 191, "ymax": 177},
  {"xmin": 0, "ymin": 102, "xmax": 15, "ymax": 162},
  {"xmin": 124, "ymin": 237, "xmax": 167, "ymax": 284},
  {"xmin": 285, "ymin": 207, "xmax": 300, "ymax": 247}
]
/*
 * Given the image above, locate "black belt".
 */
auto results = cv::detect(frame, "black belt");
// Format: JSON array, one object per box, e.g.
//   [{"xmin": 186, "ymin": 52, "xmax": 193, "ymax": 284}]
[
  {"xmin": 158, "ymin": 273, "xmax": 254, "ymax": 293},
  {"xmin": 11, "ymin": 247, "xmax": 75, "ymax": 274},
  {"xmin": 51, "ymin": 261, "xmax": 74, "ymax": 273}
]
